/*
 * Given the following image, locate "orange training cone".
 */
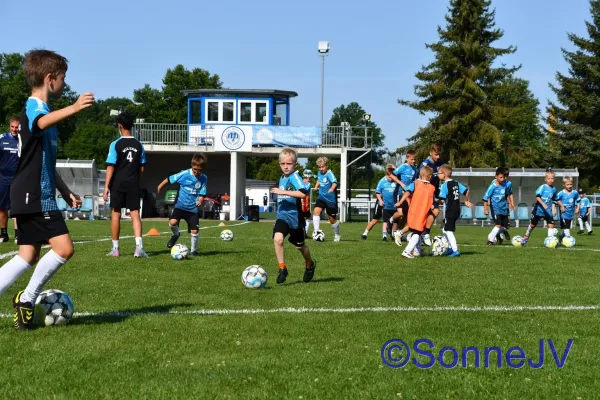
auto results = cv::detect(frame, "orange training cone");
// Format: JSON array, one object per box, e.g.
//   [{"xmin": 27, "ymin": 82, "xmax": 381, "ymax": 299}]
[{"xmin": 147, "ymin": 228, "xmax": 160, "ymax": 236}]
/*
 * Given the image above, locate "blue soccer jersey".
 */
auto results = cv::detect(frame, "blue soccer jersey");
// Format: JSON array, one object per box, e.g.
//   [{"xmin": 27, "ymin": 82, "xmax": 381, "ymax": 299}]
[
  {"xmin": 168, "ymin": 169, "xmax": 207, "ymax": 213},
  {"xmin": 556, "ymin": 189, "xmax": 579, "ymax": 220},
  {"xmin": 376, "ymin": 177, "xmax": 397, "ymax": 210},
  {"xmin": 0, "ymin": 132, "xmax": 19, "ymax": 185},
  {"xmin": 533, "ymin": 184, "xmax": 558, "ymax": 217},
  {"xmin": 483, "ymin": 182, "xmax": 509, "ymax": 216},
  {"xmin": 579, "ymin": 197, "xmax": 591, "ymax": 216},
  {"xmin": 417, "ymin": 157, "xmax": 444, "ymax": 195},
  {"xmin": 317, "ymin": 169, "xmax": 337, "ymax": 206},
  {"xmin": 393, "ymin": 163, "xmax": 417, "ymax": 189},
  {"xmin": 277, "ymin": 171, "xmax": 309, "ymax": 229}
]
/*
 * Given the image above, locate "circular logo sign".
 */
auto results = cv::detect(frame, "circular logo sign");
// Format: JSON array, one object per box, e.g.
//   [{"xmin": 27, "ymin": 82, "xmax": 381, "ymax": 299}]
[{"xmin": 221, "ymin": 126, "xmax": 245, "ymax": 150}]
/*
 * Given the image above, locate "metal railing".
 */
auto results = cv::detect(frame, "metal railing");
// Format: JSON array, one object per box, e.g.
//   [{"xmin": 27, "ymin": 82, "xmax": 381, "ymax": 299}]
[{"xmin": 132, "ymin": 123, "xmax": 372, "ymax": 149}]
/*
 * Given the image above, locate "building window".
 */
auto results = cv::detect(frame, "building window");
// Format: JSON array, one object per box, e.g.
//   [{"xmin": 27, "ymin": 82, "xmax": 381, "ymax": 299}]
[
  {"xmin": 223, "ymin": 102, "xmax": 234, "ymax": 122},
  {"xmin": 207, "ymin": 102, "xmax": 219, "ymax": 122},
  {"xmin": 255, "ymin": 102, "xmax": 267, "ymax": 123},
  {"xmin": 240, "ymin": 102, "xmax": 252, "ymax": 122},
  {"xmin": 190, "ymin": 100, "xmax": 201, "ymax": 123}
]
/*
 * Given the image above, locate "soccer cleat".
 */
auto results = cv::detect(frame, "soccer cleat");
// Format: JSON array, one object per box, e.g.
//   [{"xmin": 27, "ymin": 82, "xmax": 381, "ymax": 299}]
[
  {"xmin": 402, "ymin": 250, "xmax": 414, "ymax": 259},
  {"xmin": 382, "ymin": 236, "xmax": 387, "ymax": 242},
  {"xmin": 190, "ymin": 250, "xmax": 200, "ymax": 256},
  {"xmin": 167, "ymin": 233, "xmax": 180, "ymax": 248},
  {"xmin": 487, "ymin": 241, "xmax": 495, "ymax": 246},
  {"xmin": 303, "ymin": 260, "xmax": 316, "ymax": 283},
  {"xmin": 448, "ymin": 250, "xmax": 461, "ymax": 257},
  {"xmin": 14, "ymin": 236, "xmax": 18, "ymax": 244},
  {"xmin": 361, "ymin": 234, "xmax": 367, "ymax": 240},
  {"xmin": 577, "ymin": 230, "xmax": 584, "ymax": 235},
  {"xmin": 393, "ymin": 231, "xmax": 403, "ymax": 247},
  {"xmin": 0, "ymin": 234, "xmax": 9, "ymax": 243},
  {"xmin": 521, "ymin": 235, "xmax": 529, "ymax": 246},
  {"xmin": 276, "ymin": 267, "xmax": 288, "ymax": 284},
  {"xmin": 445, "ymin": 248, "xmax": 454, "ymax": 256},
  {"xmin": 333, "ymin": 234, "xmax": 341, "ymax": 242},
  {"xmin": 12, "ymin": 291, "xmax": 35, "ymax": 330},
  {"xmin": 503, "ymin": 230, "xmax": 511, "ymax": 241},
  {"xmin": 106, "ymin": 249, "xmax": 120, "ymax": 257},
  {"xmin": 589, "ymin": 230, "xmax": 594, "ymax": 235},
  {"xmin": 422, "ymin": 234, "xmax": 432, "ymax": 246},
  {"xmin": 134, "ymin": 248, "xmax": 149, "ymax": 258}
]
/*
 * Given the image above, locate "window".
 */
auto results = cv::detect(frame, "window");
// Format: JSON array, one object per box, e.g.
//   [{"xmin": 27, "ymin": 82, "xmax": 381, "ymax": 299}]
[
  {"xmin": 190, "ymin": 100, "xmax": 201, "ymax": 123},
  {"xmin": 223, "ymin": 102, "xmax": 234, "ymax": 122},
  {"xmin": 205, "ymin": 100, "xmax": 237, "ymax": 123},
  {"xmin": 237, "ymin": 100, "xmax": 270, "ymax": 124},
  {"xmin": 255, "ymin": 102, "xmax": 267, "ymax": 123},
  {"xmin": 207, "ymin": 102, "xmax": 219, "ymax": 122},
  {"xmin": 240, "ymin": 102, "xmax": 252, "ymax": 122}
]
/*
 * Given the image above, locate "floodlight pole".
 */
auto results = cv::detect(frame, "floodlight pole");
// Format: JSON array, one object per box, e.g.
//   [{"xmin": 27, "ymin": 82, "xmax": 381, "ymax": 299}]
[{"xmin": 320, "ymin": 55, "xmax": 325, "ymax": 131}]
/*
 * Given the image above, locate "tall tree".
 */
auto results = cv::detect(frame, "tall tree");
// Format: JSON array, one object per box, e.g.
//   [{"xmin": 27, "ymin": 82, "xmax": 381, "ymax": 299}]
[
  {"xmin": 548, "ymin": 0, "xmax": 600, "ymax": 189},
  {"xmin": 398, "ymin": 0, "xmax": 543, "ymax": 167},
  {"xmin": 0, "ymin": 53, "xmax": 28, "ymax": 124}
]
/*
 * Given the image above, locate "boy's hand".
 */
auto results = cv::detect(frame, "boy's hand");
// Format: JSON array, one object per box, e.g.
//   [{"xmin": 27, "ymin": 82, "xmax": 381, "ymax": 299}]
[
  {"xmin": 103, "ymin": 190, "xmax": 109, "ymax": 202},
  {"xmin": 379, "ymin": 200, "xmax": 384, "ymax": 207},
  {"xmin": 270, "ymin": 188, "xmax": 283, "ymax": 195},
  {"xmin": 466, "ymin": 201, "xmax": 473, "ymax": 208},
  {"xmin": 74, "ymin": 92, "xmax": 95, "ymax": 112},
  {"xmin": 561, "ymin": 206, "xmax": 566, "ymax": 213},
  {"xmin": 543, "ymin": 204, "xmax": 548, "ymax": 210},
  {"xmin": 68, "ymin": 193, "xmax": 82, "ymax": 209},
  {"xmin": 196, "ymin": 197, "xmax": 203, "ymax": 206},
  {"xmin": 509, "ymin": 204, "xmax": 515, "ymax": 210}
]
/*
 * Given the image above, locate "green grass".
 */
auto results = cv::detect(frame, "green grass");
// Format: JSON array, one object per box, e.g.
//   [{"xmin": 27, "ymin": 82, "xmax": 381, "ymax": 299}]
[{"xmin": 0, "ymin": 220, "xmax": 599, "ymax": 399}]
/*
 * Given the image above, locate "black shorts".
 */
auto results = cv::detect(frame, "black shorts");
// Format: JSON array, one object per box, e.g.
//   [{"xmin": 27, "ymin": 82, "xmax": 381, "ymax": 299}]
[
  {"xmin": 372, "ymin": 203, "xmax": 383, "ymax": 220},
  {"xmin": 16, "ymin": 211, "xmax": 69, "ymax": 245},
  {"xmin": 0, "ymin": 184, "xmax": 11, "ymax": 210},
  {"xmin": 314, "ymin": 198, "xmax": 338, "ymax": 217},
  {"xmin": 398, "ymin": 201, "xmax": 409, "ymax": 216},
  {"xmin": 110, "ymin": 187, "xmax": 141, "ymax": 211},
  {"xmin": 580, "ymin": 215, "xmax": 589, "ymax": 223},
  {"xmin": 560, "ymin": 218, "xmax": 572, "ymax": 229},
  {"xmin": 432, "ymin": 200, "xmax": 440, "ymax": 210},
  {"xmin": 530, "ymin": 214, "xmax": 554, "ymax": 226},
  {"xmin": 300, "ymin": 210, "xmax": 311, "ymax": 219},
  {"xmin": 170, "ymin": 207, "xmax": 200, "ymax": 230},
  {"xmin": 382, "ymin": 209, "xmax": 396, "ymax": 223},
  {"xmin": 273, "ymin": 219, "xmax": 305, "ymax": 247},
  {"xmin": 492, "ymin": 214, "xmax": 509, "ymax": 228},
  {"xmin": 444, "ymin": 217, "xmax": 457, "ymax": 232}
]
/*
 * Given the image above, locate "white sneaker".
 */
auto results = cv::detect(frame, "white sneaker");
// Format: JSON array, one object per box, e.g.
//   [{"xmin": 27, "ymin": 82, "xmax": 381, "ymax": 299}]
[
  {"xmin": 402, "ymin": 250, "xmax": 414, "ymax": 259},
  {"xmin": 412, "ymin": 249, "xmax": 421, "ymax": 257},
  {"xmin": 333, "ymin": 234, "xmax": 341, "ymax": 242},
  {"xmin": 422, "ymin": 234, "xmax": 432, "ymax": 246},
  {"xmin": 393, "ymin": 231, "xmax": 403, "ymax": 247}
]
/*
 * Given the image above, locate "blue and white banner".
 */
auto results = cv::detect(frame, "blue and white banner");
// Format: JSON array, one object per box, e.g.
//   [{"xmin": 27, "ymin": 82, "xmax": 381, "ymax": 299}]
[{"xmin": 253, "ymin": 126, "xmax": 322, "ymax": 147}]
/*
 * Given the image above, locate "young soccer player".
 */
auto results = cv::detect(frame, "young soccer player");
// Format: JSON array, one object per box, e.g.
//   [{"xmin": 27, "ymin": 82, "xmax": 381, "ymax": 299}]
[
  {"xmin": 397, "ymin": 166, "xmax": 435, "ymax": 259},
  {"xmin": 437, "ymin": 164, "xmax": 472, "ymax": 256},
  {"xmin": 389, "ymin": 150, "xmax": 418, "ymax": 246},
  {"xmin": 555, "ymin": 176, "xmax": 580, "ymax": 240},
  {"xmin": 577, "ymin": 189, "xmax": 593, "ymax": 235},
  {"xmin": 104, "ymin": 112, "xmax": 148, "ymax": 257},
  {"xmin": 521, "ymin": 169, "xmax": 559, "ymax": 245},
  {"xmin": 157, "ymin": 154, "xmax": 207, "ymax": 256},
  {"xmin": 312, "ymin": 156, "xmax": 341, "ymax": 241},
  {"xmin": 301, "ymin": 169, "xmax": 313, "ymax": 237},
  {"xmin": 0, "ymin": 49, "xmax": 93, "ymax": 329},
  {"xmin": 483, "ymin": 167, "xmax": 511, "ymax": 245},
  {"xmin": 271, "ymin": 148, "xmax": 316, "ymax": 284},
  {"xmin": 362, "ymin": 164, "xmax": 399, "ymax": 241},
  {"xmin": 418, "ymin": 144, "xmax": 444, "ymax": 246}
]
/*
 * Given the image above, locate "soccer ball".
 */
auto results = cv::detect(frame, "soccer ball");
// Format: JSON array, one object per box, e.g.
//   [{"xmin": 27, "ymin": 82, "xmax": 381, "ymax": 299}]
[
  {"xmin": 313, "ymin": 230, "xmax": 325, "ymax": 242},
  {"xmin": 220, "ymin": 229, "xmax": 234, "ymax": 242},
  {"xmin": 562, "ymin": 235, "xmax": 576, "ymax": 248},
  {"xmin": 34, "ymin": 289, "xmax": 74, "ymax": 327},
  {"xmin": 544, "ymin": 236, "xmax": 559, "ymax": 249},
  {"xmin": 511, "ymin": 235, "xmax": 524, "ymax": 247},
  {"xmin": 171, "ymin": 243, "xmax": 189, "ymax": 260},
  {"xmin": 241, "ymin": 265, "xmax": 268, "ymax": 288},
  {"xmin": 432, "ymin": 236, "xmax": 449, "ymax": 256}
]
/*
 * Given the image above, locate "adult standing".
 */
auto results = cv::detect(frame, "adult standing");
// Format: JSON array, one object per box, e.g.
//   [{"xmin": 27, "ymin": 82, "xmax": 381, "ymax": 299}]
[{"xmin": 0, "ymin": 116, "xmax": 20, "ymax": 243}]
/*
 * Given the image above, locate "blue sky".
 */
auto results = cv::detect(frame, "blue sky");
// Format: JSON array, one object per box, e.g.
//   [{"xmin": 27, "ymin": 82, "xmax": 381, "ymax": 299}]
[{"xmin": 0, "ymin": 0, "xmax": 592, "ymax": 152}]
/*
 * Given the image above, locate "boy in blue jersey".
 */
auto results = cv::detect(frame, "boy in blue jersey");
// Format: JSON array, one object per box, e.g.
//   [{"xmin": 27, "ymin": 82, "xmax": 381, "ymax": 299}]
[
  {"xmin": 390, "ymin": 150, "xmax": 417, "ymax": 246},
  {"xmin": 312, "ymin": 156, "xmax": 341, "ymax": 241},
  {"xmin": 555, "ymin": 176, "xmax": 580, "ymax": 239},
  {"xmin": 362, "ymin": 164, "xmax": 399, "ymax": 241},
  {"xmin": 483, "ymin": 167, "xmax": 511, "ymax": 245},
  {"xmin": 157, "ymin": 154, "xmax": 207, "ymax": 256},
  {"xmin": 271, "ymin": 148, "xmax": 316, "ymax": 284},
  {"xmin": 0, "ymin": 49, "xmax": 93, "ymax": 329},
  {"xmin": 437, "ymin": 165, "xmax": 472, "ymax": 256},
  {"xmin": 104, "ymin": 112, "xmax": 148, "ymax": 257},
  {"xmin": 418, "ymin": 144, "xmax": 444, "ymax": 246},
  {"xmin": 577, "ymin": 189, "xmax": 593, "ymax": 235},
  {"xmin": 522, "ymin": 169, "xmax": 559, "ymax": 245},
  {"xmin": 0, "ymin": 115, "xmax": 21, "ymax": 243}
]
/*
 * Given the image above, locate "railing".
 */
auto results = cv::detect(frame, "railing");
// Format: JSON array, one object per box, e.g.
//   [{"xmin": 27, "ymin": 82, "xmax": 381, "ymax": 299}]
[{"xmin": 132, "ymin": 123, "xmax": 372, "ymax": 149}]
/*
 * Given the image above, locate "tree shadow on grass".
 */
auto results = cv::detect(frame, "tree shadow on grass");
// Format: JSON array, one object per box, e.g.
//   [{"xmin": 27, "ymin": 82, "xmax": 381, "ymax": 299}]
[{"xmin": 69, "ymin": 302, "xmax": 194, "ymax": 326}]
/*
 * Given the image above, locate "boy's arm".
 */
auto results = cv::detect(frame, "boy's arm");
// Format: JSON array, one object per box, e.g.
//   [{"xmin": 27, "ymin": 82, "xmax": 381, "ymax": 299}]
[
  {"xmin": 556, "ymin": 199, "xmax": 566, "ymax": 213},
  {"xmin": 37, "ymin": 93, "xmax": 94, "ymax": 131},
  {"xmin": 376, "ymin": 193, "xmax": 383, "ymax": 206},
  {"xmin": 390, "ymin": 174, "xmax": 402, "ymax": 186},
  {"xmin": 329, "ymin": 182, "xmax": 338, "ymax": 192},
  {"xmin": 464, "ymin": 190, "xmax": 472, "ymax": 208},
  {"xmin": 157, "ymin": 177, "xmax": 169, "ymax": 194},
  {"xmin": 55, "ymin": 172, "xmax": 81, "ymax": 208},
  {"xmin": 509, "ymin": 194, "xmax": 515, "ymax": 210},
  {"xmin": 103, "ymin": 166, "xmax": 114, "ymax": 201},
  {"xmin": 270, "ymin": 187, "xmax": 306, "ymax": 199},
  {"xmin": 536, "ymin": 196, "xmax": 548, "ymax": 210},
  {"xmin": 395, "ymin": 191, "xmax": 411, "ymax": 207}
]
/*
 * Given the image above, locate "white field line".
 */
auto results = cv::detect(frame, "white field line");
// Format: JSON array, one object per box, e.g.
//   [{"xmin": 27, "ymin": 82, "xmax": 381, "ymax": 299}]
[
  {"xmin": 1, "ymin": 304, "xmax": 600, "ymax": 319},
  {"xmin": 0, "ymin": 221, "xmax": 250, "ymax": 260}
]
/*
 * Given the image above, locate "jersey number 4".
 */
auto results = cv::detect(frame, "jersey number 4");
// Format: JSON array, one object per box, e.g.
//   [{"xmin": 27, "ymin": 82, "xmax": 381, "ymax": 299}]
[{"xmin": 126, "ymin": 151, "xmax": 133, "ymax": 162}]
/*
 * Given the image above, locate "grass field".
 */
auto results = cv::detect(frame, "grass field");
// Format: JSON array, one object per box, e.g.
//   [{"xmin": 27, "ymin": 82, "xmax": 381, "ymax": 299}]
[{"xmin": 0, "ymin": 219, "xmax": 599, "ymax": 399}]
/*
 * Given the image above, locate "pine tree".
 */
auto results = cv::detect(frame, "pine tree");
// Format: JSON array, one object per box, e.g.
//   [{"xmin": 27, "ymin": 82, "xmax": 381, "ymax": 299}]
[
  {"xmin": 398, "ymin": 0, "xmax": 544, "ymax": 167},
  {"xmin": 549, "ymin": 0, "xmax": 600, "ymax": 190}
]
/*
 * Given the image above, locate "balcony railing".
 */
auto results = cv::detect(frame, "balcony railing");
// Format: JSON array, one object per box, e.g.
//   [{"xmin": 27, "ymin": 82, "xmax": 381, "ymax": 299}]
[{"xmin": 132, "ymin": 123, "xmax": 372, "ymax": 149}]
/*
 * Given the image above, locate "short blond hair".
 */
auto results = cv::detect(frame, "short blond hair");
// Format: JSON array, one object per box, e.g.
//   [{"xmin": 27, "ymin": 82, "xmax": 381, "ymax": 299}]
[
  {"xmin": 419, "ymin": 165, "xmax": 433, "ymax": 180},
  {"xmin": 438, "ymin": 164, "xmax": 452, "ymax": 176},
  {"xmin": 563, "ymin": 176, "xmax": 573, "ymax": 184},
  {"xmin": 545, "ymin": 169, "xmax": 556, "ymax": 178},
  {"xmin": 316, "ymin": 157, "xmax": 329, "ymax": 167},
  {"xmin": 279, "ymin": 147, "xmax": 298, "ymax": 163}
]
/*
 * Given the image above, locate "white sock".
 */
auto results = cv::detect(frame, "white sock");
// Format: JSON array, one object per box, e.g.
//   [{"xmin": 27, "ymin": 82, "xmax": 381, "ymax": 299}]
[
  {"xmin": 586, "ymin": 221, "xmax": 592, "ymax": 232},
  {"xmin": 305, "ymin": 220, "xmax": 311, "ymax": 234},
  {"xmin": 170, "ymin": 224, "xmax": 180, "ymax": 235},
  {"xmin": 382, "ymin": 232, "xmax": 387, "ymax": 238},
  {"xmin": 313, "ymin": 215, "xmax": 321, "ymax": 231},
  {"xmin": 191, "ymin": 233, "xmax": 199, "ymax": 252},
  {"xmin": 488, "ymin": 227, "xmax": 500, "ymax": 242},
  {"xmin": 405, "ymin": 234, "xmax": 420, "ymax": 254},
  {"xmin": 578, "ymin": 218, "xmax": 584, "ymax": 230},
  {"xmin": 416, "ymin": 237, "xmax": 423, "ymax": 253},
  {"xmin": 0, "ymin": 256, "xmax": 33, "ymax": 296},
  {"xmin": 547, "ymin": 228, "xmax": 553, "ymax": 237},
  {"xmin": 445, "ymin": 231, "xmax": 458, "ymax": 252},
  {"xmin": 20, "ymin": 250, "xmax": 66, "ymax": 304},
  {"xmin": 332, "ymin": 221, "xmax": 340, "ymax": 236},
  {"xmin": 363, "ymin": 230, "xmax": 369, "ymax": 236},
  {"xmin": 564, "ymin": 229, "xmax": 571, "ymax": 237},
  {"xmin": 135, "ymin": 237, "xmax": 143, "ymax": 248},
  {"xmin": 525, "ymin": 225, "xmax": 534, "ymax": 237},
  {"xmin": 112, "ymin": 240, "xmax": 119, "ymax": 250}
]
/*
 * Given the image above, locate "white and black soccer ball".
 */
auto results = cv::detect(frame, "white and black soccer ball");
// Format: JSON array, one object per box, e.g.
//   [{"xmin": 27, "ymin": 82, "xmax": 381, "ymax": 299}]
[
  {"xmin": 432, "ymin": 236, "xmax": 449, "ymax": 256},
  {"xmin": 313, "ymin": 230, "xmax": 325, "ymax": 242},
  {"xmin": 34, "ymin": 289, "xmax": 74, "ymax": 327},
  {"xmin": 220, "ymin": 229, "xmax": 234, "ymax": 242},
  {"xmin": 241, "ymin": 265, "xmax": 268, "ymax": 288},
  {"xmin": 171, "ymin": 243, "xmax": 189, "ymax": 260}
]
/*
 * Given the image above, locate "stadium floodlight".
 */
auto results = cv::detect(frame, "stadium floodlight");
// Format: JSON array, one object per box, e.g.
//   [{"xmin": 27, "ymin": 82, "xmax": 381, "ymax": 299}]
[{"xmin": 318, "ymin": 41, "xmax": 330, "ymax": 130}]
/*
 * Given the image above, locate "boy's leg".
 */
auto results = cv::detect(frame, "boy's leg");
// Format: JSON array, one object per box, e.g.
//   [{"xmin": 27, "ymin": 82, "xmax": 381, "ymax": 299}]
[
  {"xmin": 273, "ymin": 220, "xmax": 289, "ymax": 284},
  {"xmin": 290, "ymin": 228, "xmax": 316, "ymax": 283},
  {"xmin": 402, "ymin": 230, "xmax": 421, "ymax": 258},
  {"xmin": 578, "ymin": 216, "xmax": 584, "ymax": 233},
  {"xmin": 188, "ymin": 213, "xmax": 200, "ymax": 255},
  {"xmin": 0, "ymin": 209, "xmax": 9, "ymax": 242},
  {"xmin": 0, "ymin": 244, "xmax": 39, "ymax": 296},
  {"xmin": 382, "ymin": 221, "xmax": 388, "ymax": 240},
  {"xmin": 363, "ymin": 218, "xmax": 379, "ymax": 239},
  {"xmin": 523, "ymin": 214, "xmax": 541, "ymax": 244},
  {"xmin": 190, "ymin": 229, "xmax": 199, "ymax": 254},
  {"xmin": 328, "ymin": 203, "xmax": 341, "ymax": 241},
  {"xmin": 167, "ymin": 208, "xmax": 183, "ymax": 248},
  {"xmin": 312, "ymin": 207, "xmax": 322, "ymax": 233},
  {"xmin": 547, "ymin": 222, "xmax": 555, "ymax": 237},
  {"xmin": 130, "ymin": 210, "xmax": 143, "ymax": 248},
  {"xmin": 422, "ymin": 207, "xmax": 439, "ymax": 246},
  {"xmin": 443, "ymin": 219, "xmax": 459, "ymax": 255}
]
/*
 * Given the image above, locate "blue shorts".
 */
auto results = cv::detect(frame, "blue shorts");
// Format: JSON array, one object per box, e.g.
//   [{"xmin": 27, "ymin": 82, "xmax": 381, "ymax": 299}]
[{"xmin": 0, "ymin": 184, "xmax": 10, "ymax": 210}]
